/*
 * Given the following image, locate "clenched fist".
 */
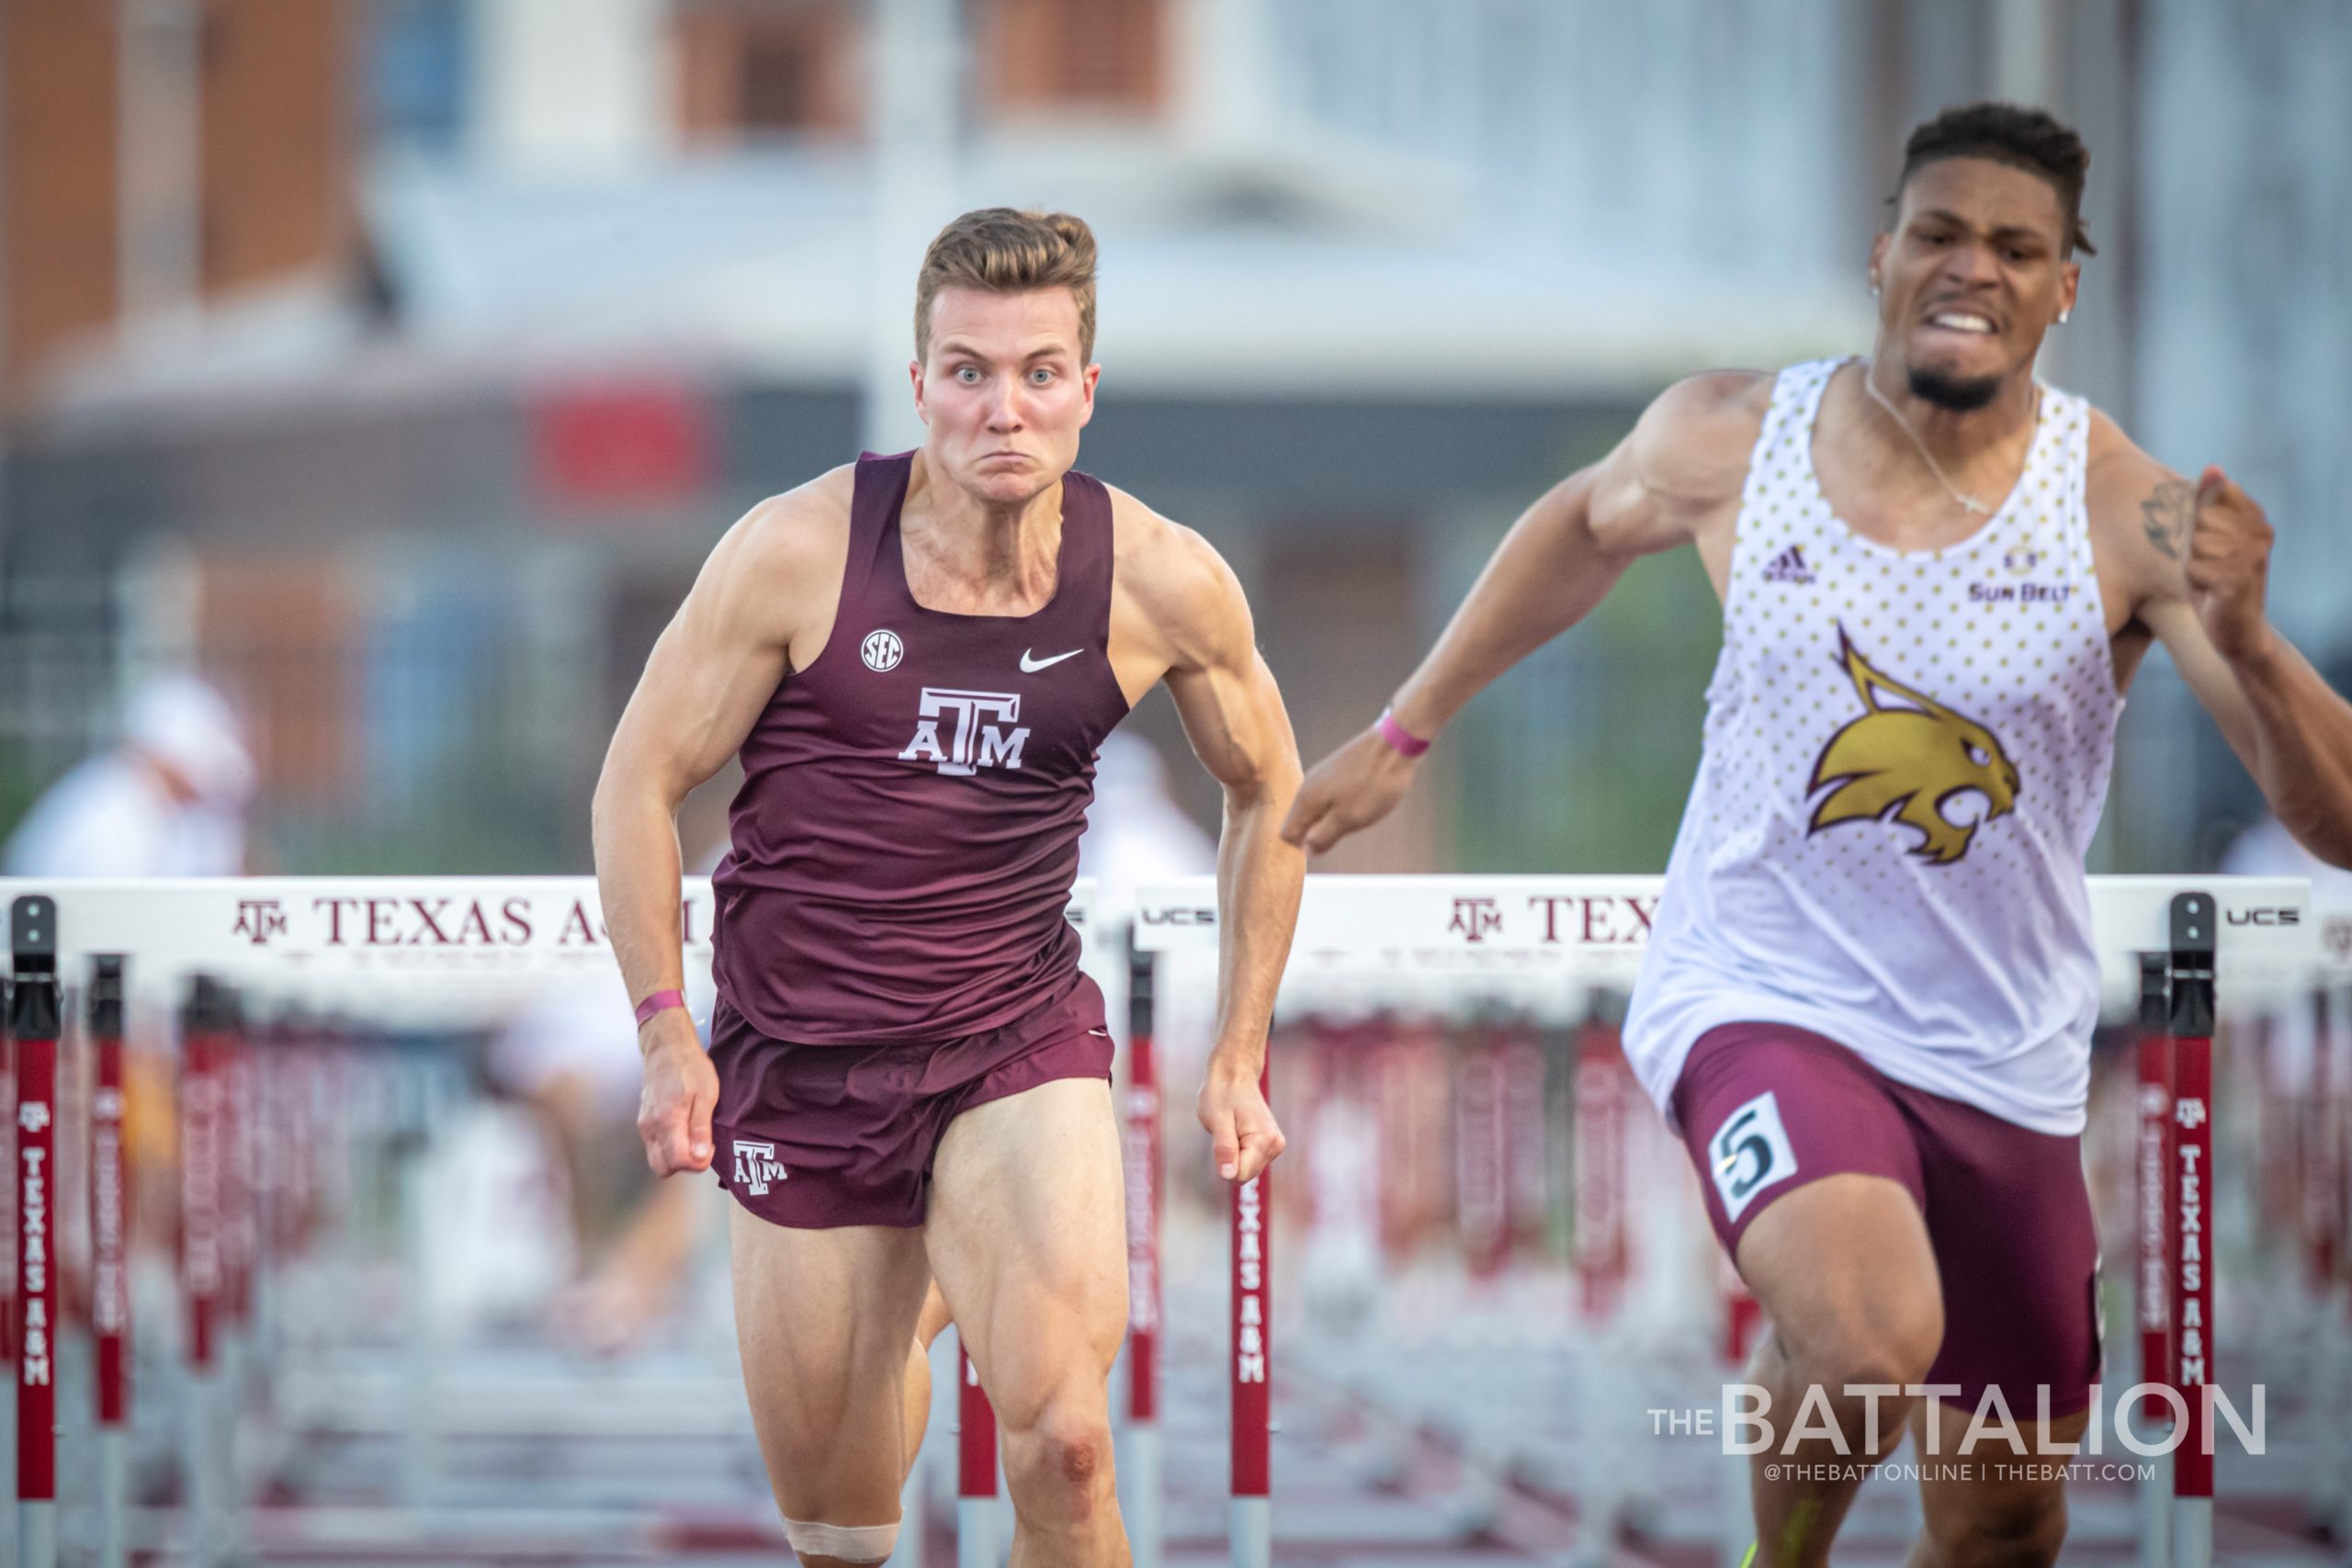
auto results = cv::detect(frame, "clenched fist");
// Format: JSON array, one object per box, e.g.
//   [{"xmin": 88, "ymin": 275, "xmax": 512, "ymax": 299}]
[
  {"xmin": 1197, "ymin": 1059, "xmax": 1284, "ymax": 1183},
  {"xmin": 1281, "ymin": 725, "xmax": 1419, "ymax": 854},
  {"xmin": 2187, "ymin": 465, "xmax": 2275, "ymax": 662},
  {"xmin": 637, "ymin": 1014, "xmax": 718, "ymax": 1177}
]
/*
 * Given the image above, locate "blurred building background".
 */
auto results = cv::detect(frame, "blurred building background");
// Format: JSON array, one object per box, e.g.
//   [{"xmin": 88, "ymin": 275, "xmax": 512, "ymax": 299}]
[{"xmin": 0, "ymin": 0, "xmax": 2344, "ymax": 874}]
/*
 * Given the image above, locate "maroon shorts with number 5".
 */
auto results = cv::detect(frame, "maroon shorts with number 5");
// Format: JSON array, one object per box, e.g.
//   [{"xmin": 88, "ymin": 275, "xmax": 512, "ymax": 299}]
[
  {"xmin": 1671, "ymin": 1021, "xmax": 2101, "ymax": 1418},
  {"xmin": 710, "ymin": 974, "xmax": 1113, "ymax": 1229}
]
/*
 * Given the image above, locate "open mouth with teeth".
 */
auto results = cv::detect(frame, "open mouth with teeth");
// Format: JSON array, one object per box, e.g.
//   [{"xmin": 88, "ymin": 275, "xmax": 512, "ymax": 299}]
[{"xmin": 1925, "ymin": 310, "xmax": 1998, "ymax": 334}]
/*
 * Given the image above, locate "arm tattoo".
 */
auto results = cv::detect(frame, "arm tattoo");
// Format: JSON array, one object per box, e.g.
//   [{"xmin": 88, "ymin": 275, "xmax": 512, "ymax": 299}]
[{"xmin": 2141, "ymin": 479, "xmax": 2195, "ymax": 559}]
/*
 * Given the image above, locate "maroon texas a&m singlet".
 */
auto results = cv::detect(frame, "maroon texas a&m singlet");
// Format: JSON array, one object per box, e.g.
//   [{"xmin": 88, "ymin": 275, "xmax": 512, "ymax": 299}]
[{"xmin": 711, "ymin": 451, "xmax": 1132, "ymax": 1045}]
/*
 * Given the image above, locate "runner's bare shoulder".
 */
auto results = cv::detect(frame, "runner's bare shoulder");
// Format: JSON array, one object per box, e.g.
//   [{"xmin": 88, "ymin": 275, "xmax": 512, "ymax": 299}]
[
  {"xmin": 699, "ymin": 465, "xmax": 858, "ymax": 660},
  {"xmin": 1103, "ymin": 482, "xmax": 1248, "ymax": 669},
  {"xmin": 1589, "ymin": 369, "xmax": 1770, "ymax": 555},
  {"xmin": 1630, "ymin": 370, "xmax": 1772, "ymax": 506}
]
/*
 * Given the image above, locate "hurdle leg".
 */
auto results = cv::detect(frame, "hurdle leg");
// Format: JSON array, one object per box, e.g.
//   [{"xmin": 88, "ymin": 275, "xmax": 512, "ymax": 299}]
[
  {"xmin": 2311, "ymin": 984, "xmax": 2352, "ymax": 1539},
  {"xmin": 1230, "ymin": 1062, "xmax": 1271, "ymax": 1568},
  {"xmin": 1714, "ymin": 1280, "xmax": 1760, "ymax": 1568},
  {"xmin": 90, "ymin": 955, "xmax": 130, "ymax": 1568},
  {"xmin": 1120, "ymin": 942, "xmax": 1164, "ymax": 1568},
  {"xmin": 13, "ymin": 896, "xmax": 63, "ymax": 1568},
  {"xmin": 956, "ymin": 1336, "xmax": 1000, "ymax": 1568},
  {"xmin": 394, "ymin": 1050, "xmax": 439, "ymax": 1511},
  {"xmin": 2132, "ymin": 952, "xmax": 2174, "ymax": 1568},
  {"xmin": 2165, "ymin": 894, "xmax": 2215, "ymax": 1568},
  {"xmin": 1, "ymin": 969, "xmax": 12, "ymax": 1568},
  {"xmin": 179, "ymin": 977, "xmax": 235, "ymax": 1567}
]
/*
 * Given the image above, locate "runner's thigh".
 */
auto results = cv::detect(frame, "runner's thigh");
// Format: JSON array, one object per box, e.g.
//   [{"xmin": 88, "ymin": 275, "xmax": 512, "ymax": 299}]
[
  {"xmin": 729, "ymin": 1206, "xmax": 932, "ymax": 1521},
  {"xmin": 923, "ymin": 1077, "xmax": 1129, "ymax": 1418}
]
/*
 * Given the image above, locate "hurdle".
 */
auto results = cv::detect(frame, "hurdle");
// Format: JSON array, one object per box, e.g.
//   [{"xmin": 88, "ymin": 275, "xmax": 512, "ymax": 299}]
[
  {"xmin": 1130, "ymin": 873, "xmax": 2322, "ymax": 1568},
  {"xmin": 2, "ymin": 873, "xmax": 2327, "ymax": 1568},
  {"xmin": 0, "ymin": 875, "xmax": 1117, "ymax": 1567}
]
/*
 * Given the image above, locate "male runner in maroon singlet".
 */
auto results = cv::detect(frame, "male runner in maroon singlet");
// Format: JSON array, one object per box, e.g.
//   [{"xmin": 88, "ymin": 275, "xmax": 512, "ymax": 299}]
[
  {"xmin": 594, "ymin": 209, "xmax": 1304, "ymax": 1567},
  {"xmin": 1283, "ymin": 106, "xmax": 2352, "ymax": 1565}
]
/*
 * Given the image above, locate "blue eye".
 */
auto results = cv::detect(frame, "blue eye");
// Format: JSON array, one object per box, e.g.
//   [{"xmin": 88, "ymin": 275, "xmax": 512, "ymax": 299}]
[
  {"xmin": 956, "ymin": 367, "xmax": 980, "ymax": 384},
  {"xmin": 1030, "ymin": 368, "xmax": 1055, "ymax": 385}
]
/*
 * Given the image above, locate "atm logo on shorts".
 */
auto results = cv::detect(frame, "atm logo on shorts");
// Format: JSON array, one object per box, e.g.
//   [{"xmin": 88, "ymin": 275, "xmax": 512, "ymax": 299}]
[
  {"xmin": 1709, "ymin": 1091, "xmax": 1798, "ymax": 1224},
  {"xmin": 732, "ymin": 1140, "xmax": 787, "ymax": 1196},
  {"xmin": 899, "ymin": 688, "xmax": 1030, "ymax": 776}
]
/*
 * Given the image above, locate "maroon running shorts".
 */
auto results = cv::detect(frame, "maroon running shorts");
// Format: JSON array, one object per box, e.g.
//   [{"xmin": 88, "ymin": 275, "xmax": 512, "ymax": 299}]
[
  {"xmin": 709, "ymin": 974, "xmax": 1113, "ymax": 1228},
  {"xmin": 1671, "ymin": 1021, "xmax": 2101, "ymax": 1417}
]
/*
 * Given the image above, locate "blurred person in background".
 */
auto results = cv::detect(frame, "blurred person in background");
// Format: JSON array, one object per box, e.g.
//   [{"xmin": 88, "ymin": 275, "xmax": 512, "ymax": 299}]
[
  {"xmin": 489, "ymin": 966, "xmax": 716, "ymax": 1355},
  {"xmin": 1076, "ymin": 730, "xmax": 1216, "ymax": 925},
  {"xmin": 4, "ymin": 671, "xmax": 254, "ymax": 877},
  {"xmin": 1077, "ymin": 729, "xmax": 1221, "ymax": 1121},
  {"xmin": 1287, "ymin": 102, "xmax": 2352, "ymax": 1567},
  {"xmin": 485, "ymin": 821, "xmax": 733, "ymax": 1357}
]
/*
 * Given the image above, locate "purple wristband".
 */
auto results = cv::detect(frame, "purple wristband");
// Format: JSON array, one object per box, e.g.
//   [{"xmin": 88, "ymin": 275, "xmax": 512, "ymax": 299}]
[
  {"xmin": 1375, "ymin": 705, "xmax": 1432, "ymax": 758},
  {"xmin": 633, "ymin": 988, "xmax": 687, "ymax": 1027}
]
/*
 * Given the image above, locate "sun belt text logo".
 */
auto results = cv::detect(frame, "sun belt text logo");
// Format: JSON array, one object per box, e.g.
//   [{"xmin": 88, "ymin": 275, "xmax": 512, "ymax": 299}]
[
  {"xmin": 732, "ymin": 1140, "xmax": 787, "ymax": 1196},
  {"xmin": 899, "ymin": 688, "xmax": 1029, "ymax": 776}
]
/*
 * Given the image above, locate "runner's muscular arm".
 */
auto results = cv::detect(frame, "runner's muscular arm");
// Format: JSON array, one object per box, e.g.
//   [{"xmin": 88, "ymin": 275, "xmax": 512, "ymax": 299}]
[
  {"xmin": 1282, "ymin": 369, "xmax": 1766, "ymax": 853},
  {"xmin": 591, "ymin": 471, "xmax": 852, "ymax": 1173},
  {"xmin": 1113, "ymin": 498, "xmax": 1305, "ymax": 1183},
  {"xmin": 2093, "ymin": 433, "xmax": 2352, "ymax": 866}
]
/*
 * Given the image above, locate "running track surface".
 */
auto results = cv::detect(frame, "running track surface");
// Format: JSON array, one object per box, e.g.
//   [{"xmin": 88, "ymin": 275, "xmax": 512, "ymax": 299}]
[{"xmin": 59, "ymin": 1275, "xmax": 2343, "ymax": 1568}]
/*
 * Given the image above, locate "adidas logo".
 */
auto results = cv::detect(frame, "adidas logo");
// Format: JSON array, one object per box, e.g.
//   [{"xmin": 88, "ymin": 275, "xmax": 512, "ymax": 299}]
[{"xmin": 1761, "ymin": 546, "xmax": 1815, "ymax": 585}]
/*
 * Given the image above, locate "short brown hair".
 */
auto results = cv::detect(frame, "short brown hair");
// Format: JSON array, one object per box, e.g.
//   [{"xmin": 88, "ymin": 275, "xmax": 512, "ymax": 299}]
[{"xmin": 913, "ymin": 208, "xmax": 1098, "ymax": 363}]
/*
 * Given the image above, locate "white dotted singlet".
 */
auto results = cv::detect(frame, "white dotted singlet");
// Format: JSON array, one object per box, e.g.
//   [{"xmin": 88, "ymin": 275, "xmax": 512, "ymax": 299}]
[{"xmin": 1623, "ymin": 358, "xmax": 2123, "ymax": 1135}]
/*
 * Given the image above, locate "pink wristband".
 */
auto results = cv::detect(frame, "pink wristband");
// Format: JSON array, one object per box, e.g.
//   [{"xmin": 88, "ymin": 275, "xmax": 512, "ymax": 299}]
[
  {"xmin": 633, "ymin": 988, "xmax": 687, "ymax": 1027},
  {"xmin": 1375, "ymin": 705, "xmax": 1432, "ymax": 758}
]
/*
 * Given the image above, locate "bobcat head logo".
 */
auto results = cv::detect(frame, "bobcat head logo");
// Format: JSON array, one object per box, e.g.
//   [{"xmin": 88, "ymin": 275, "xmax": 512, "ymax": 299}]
[{"xmin": 1806, "ymin": 629, "xmax": 2019, "ymax": 865}]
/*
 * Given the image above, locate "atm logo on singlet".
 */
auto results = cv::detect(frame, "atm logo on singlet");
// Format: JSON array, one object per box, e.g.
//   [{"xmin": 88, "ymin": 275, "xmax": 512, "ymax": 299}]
[{"xmin": 899, "ymin": 688, "xmax": 1030, "ymax": 776}]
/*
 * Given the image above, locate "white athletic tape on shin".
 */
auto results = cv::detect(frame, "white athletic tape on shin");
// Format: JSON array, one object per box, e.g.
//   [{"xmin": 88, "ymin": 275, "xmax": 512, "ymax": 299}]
[{"xmin": 783, "ymin": 1517, "xmax": 899, "ymax": 1563}]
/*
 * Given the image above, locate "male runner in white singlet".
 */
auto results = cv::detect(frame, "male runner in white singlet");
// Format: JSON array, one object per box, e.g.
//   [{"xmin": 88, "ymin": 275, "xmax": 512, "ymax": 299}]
[
  {"xmin": 596, "ymin": 209, "xmax": 1304, "ymax": 1567},
  {"xmin": 1285, "ymin": 104, "xmax": 2352, "ymax": 1565}
]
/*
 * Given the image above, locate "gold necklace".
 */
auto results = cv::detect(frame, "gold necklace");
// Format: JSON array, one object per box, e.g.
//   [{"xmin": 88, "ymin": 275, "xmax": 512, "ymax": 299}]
[{"xmin": 1861, "ymin": 364, "xmax": 2039, "ymax": 519}]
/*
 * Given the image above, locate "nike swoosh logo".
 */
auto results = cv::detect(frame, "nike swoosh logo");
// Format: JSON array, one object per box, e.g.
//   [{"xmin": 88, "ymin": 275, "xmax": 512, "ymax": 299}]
[{"xmin": 1020, "ymin": 649, "xmax": 1082, "ymax": 672}]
